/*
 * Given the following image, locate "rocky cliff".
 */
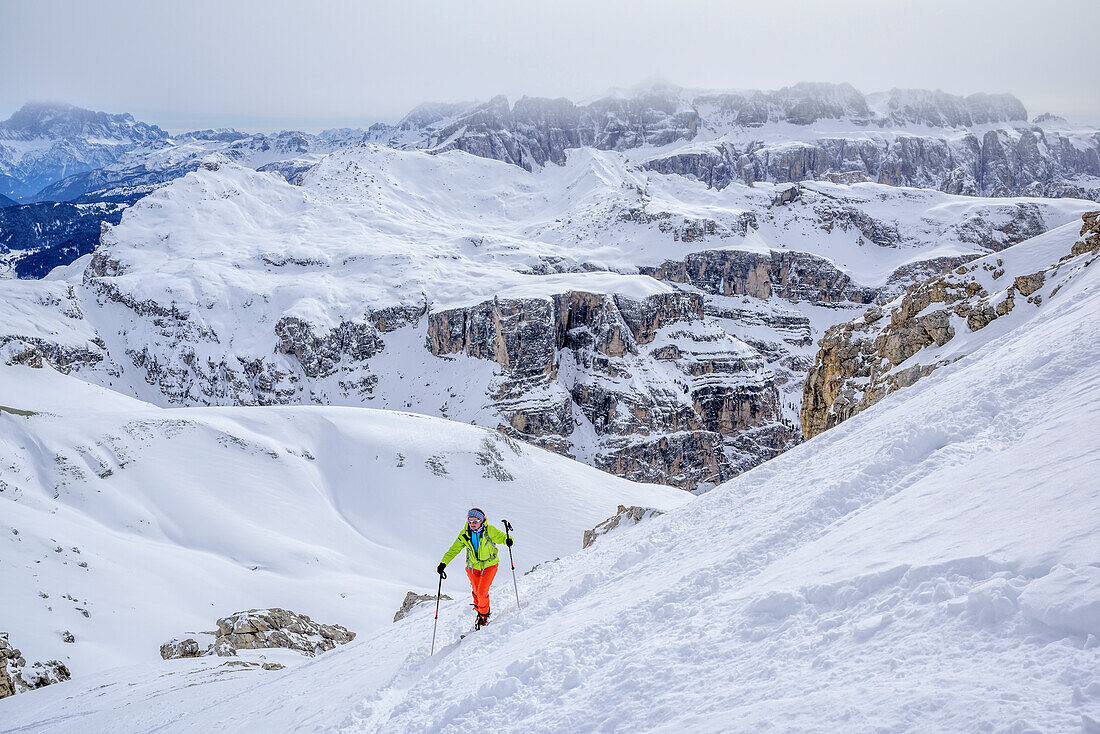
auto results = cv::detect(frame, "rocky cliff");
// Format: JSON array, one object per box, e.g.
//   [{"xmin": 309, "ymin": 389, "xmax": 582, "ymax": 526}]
[
  {"xmin": 411, "ymin": 84, "xmax": 1097, "ymax": 201},
  {"xmin": 639, "ymin": 249, "xmax": 879, "ymax": 304},
  {"xmin": 427, "ymin": 290, "xmax": 791, "ymax": 488},
  {"xmin": 801, "ymin": 211, "xmax": 1100, "ymax": 438},
  {"xmin": 644, "ymin": 128, "xmax": 1100, "ymax": 200},
  {"xmin": 0, "ymin": 103, "xmax": 171, "ymax": 201}
]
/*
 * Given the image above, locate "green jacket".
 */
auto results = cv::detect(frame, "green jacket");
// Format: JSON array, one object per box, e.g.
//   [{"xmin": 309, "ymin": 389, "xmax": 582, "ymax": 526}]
[{"xmin": 441, "ymin": 523, "xmax": 510, "ymax": 571}]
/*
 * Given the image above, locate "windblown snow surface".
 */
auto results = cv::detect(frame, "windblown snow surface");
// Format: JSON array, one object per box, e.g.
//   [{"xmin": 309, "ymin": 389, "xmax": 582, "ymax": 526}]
[{"xmin": 2, "ymin": 208, "xmax": 1098, "ymax": 731}]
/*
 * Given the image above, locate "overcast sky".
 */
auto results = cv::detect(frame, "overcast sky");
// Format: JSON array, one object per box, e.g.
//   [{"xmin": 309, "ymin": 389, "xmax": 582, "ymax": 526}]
[{"xmin": 1, "ymin": 0, "xmax": 1097, "ymax": 132}]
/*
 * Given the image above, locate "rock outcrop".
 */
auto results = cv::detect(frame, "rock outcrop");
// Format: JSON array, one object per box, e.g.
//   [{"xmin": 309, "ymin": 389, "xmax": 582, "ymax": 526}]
[
  {"xmin": 425, "ymin": 90, "xmax": 701, "ymax": 172},
  {"xmin": 582, "ymin": 505, "xmax": 665, "ymax": 549},
  {"xmin": 801, "ymin": 211, "xmax": 1100, "ymax": 438},
  {"xmin": 640, "ymin": 250, "xmax": 878, "ymax": 305},
  {"xmin": 0, "ymin": 633, "xmax": 71, "ymax": 698},
  {"xmin": 160, "ymin": 608, "xmax": 355, "ymax": 660},
  {"xmin": 394, "ymin": 591, "xmax": 453, "ymax": 623}
]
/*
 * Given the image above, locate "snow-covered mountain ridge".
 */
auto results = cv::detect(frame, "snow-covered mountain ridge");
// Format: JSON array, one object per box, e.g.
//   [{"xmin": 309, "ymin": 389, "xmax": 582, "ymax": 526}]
[
  {"xmin": 3, "ymin": 85, "xmax": 1097, "ymax": 280},
  {"xmin": 2, "ymin": 170, "xmax": 1097, "ymax": 731},
  {"xmin": 404, "ymin": 83, "xmax": 1100, "ymax": 201},
  {"xmin": 3, "ymin": 144, "xmax": 1093, "ymax": 487},
  {"xmin": 0, "ymin": 104, "xmax": 384, "ymax": 278},
  {"xmin": 0, "ymin": 103, "xmax": 373, "ymax": 204},
  {"xmin": 0, "ymin": 103, "xmax": 171, "ymax": 201},
  {"xmin": 0, "ymin": 364, "xmax": 686, "ymax": 683}
]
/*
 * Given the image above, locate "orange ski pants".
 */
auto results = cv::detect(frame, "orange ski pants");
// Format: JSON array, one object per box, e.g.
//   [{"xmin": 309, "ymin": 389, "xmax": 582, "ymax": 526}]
[{"xmin": 466, "ymin": 563, "xmax": 499, "ymax": 615}]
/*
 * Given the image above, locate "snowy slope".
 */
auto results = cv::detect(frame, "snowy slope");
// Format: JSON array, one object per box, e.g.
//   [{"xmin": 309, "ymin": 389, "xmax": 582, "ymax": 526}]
[
  {"xmin": 3, "ymin": 196, "xmax": 1098, "ymax": 730},
  {"xmin": 0, "ymin": 366, "xmax": 688, "ymax": 680}
]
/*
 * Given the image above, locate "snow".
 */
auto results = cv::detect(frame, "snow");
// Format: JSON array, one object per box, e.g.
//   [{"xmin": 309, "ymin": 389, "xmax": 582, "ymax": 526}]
[
  {"xmin": 3, "ymin": 206, "xmax": 1098, "ymax": 731},
  {"xmin": 85, "ymin": 143, "xmax": 1091, "ymax": 326},
  {"xmin": 0, "ymin": 365, "xmax": 687, "ymax": 679}
]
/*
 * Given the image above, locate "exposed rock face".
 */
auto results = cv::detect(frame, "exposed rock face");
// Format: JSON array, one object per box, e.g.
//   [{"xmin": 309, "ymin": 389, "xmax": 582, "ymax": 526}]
[
  {"xmin": 0, "ymin": 336, "xmax": 106, "ymax": 372},
  {"xmin": 275, "ymin": 317, "xmax": 386, "ymax": 379},
  {"xmin": 216, "ymin": 609, "xmax": 354, "ymax": 656},
  {"xmin": 160, "ymin": 608, "xmax": 355, "ymax": 660},
  {"xmin": 640, "ymin": 250, "xmax": 878, "ymax": 305},
  {"xmin": 423, "ymin": 84, "xmax": 1039, "ymax": 176},
  {"xmin": 428, "ymin": 290, "xmax": 791, "ymax": 489},
  {"xmin": 1073, "ymin": 211, "xmax": 1100, "ymax": 257},
  {"xmin": 582, "ymin": 505, "xmax": 665, "ymax": 549},
  {"xmin": 801, "ymin": 211, "xmax": 1100, "ymax": 438},
  {"xmin": 644, "ymin": 129, "xmax": 1100, "ymax": 200},
  {"xmin": 872, "ymin": 89, "xmax": 1027, "ymax": 127},
  {"xmin": 426, "ymin": 90, "xmax": 701, "ymax": 172},
  {"xmin": 0, "ymin": 633, "xmax": 71, "ymax": 698},
  {"xmin": 951, "ymin": 203, "xmax": 1048, "ymax": 252},
  {"xmin": 0, "ymin": 635, "xmax": 18, "ymax": 698},
  {"xmin": 0, "ymin": 102, "xmax": 171, "ymax": 200},
  {"xmin": 405, "ymin": 84, "xmax": 1096, "ymax": 201},
  {"xmin": 394, "ymin": 591, "xmax": 453, "ymax": 623}
]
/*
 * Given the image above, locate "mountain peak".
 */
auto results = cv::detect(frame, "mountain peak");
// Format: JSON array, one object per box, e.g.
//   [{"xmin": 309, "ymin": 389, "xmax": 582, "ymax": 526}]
[{"xmin": 0, "ymin": 102, "xmax": 168, "ymax": 142}]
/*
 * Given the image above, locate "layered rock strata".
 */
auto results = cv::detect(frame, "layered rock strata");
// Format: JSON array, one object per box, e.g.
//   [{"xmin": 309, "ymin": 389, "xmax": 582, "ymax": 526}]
[
  {"xmin": 801, "ymin": 212, "xmax": 1100, "ymax": 438},
  {"xmin": 644, "ymin": 129, "xmax": 1100, "ymax": 200},
  {"xmin": 640, "ymin": 250, "xmax": 878, "ymax": 305},
  {"xmin": 428, "ymin": 290, "xmax": 791, "ymax": 488}
]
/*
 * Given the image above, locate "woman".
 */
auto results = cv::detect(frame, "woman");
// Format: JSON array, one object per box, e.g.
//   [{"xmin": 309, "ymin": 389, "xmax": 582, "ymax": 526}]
[{"xmin": 437, "ymin": 508, "xmax": 513, "ymax": 629}]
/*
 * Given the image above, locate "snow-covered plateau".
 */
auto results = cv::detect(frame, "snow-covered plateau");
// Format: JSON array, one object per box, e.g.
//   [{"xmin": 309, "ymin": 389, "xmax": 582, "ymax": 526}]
[{"xmin": 1, "ymin": 174, "xmax": 1097, "ymax": 732}]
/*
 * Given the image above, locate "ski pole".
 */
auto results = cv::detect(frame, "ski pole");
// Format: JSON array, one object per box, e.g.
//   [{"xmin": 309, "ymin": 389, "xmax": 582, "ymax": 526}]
[
  {"xmin": 430, "ymin": 568, "xmax": 446, "ymax": 655},
  {"xmin": 502, "ymin": 519, "xmax": 520, "ymax": 609}
]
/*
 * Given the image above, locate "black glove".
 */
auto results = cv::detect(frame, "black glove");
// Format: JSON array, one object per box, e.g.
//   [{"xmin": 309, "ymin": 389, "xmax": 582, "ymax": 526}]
[
  {"xmin": 437, "ymin": 562, "xmax": 446, "ymax": 576},
  {"xmin": 505, "ymin": 537, "xmax": 513, "ymax": 547}
]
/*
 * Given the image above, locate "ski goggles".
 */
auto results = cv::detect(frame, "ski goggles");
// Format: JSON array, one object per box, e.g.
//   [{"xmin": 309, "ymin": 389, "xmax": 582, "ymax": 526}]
[{"xmin": 468, "ymin": 516, "xmax": 484, "ymax": 525}]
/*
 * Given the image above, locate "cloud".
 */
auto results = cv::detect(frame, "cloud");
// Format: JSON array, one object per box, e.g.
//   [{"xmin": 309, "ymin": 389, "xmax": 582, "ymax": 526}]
[{"xmin": 1, "ymin": 0, "xmax": 1096, "ymax": 131}]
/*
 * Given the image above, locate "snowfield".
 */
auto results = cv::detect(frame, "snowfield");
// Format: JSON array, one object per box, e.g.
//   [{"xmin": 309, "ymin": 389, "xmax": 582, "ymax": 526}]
[
  {"xmin": 2, "ymin": 199, "xmax": 1098, "ymax": 731},
  {"xmin": 0, "ymin": 366, "xmax": 687, "ymax": 678}
]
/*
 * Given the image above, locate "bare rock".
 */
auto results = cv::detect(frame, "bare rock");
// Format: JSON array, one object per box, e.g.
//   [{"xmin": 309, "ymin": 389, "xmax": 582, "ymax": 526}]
[
  {"xmin": 19, "ymin": 660, "xmax": 71, "ymax": 690},
  {"xmin": 1013, "ymin": 272, "xmax": 1045, "ymax": 296},
  {"xmin": 428, "ymin": 289, "xmax": 787, "ymax": 489},
  {"xmin": 214, "ymin": 608, "xmax": 354, "ymax": 656},
  {"xmin": 640, "ymin": 250, "xmax": 878, "ymax": 305},
  {"xmin": 583, "ymin": 505, "xmax": 665, "ymax": 549},
  {"xmin": 161, "ymin": 608, "xmax": 354, "ymax": 661},
  {"xmin": 1071, "ymin": 211, "xmax": 1100, "ymax": 257},
  {"xmin": 0, "ymin": 635, "xmax": 20, "ymax": 699},
  {"xmin": 0, "ymin": 633, "xmax": 70, "ymax": 699},
  {"xmin": 160, "ymin": 637, "xmax": 211, "ymax": 660},
  {"xmin": 394, "ymin": 591, "xmax": 453, "ymax": 622},
  {"xmin": 802, "ymin": 212, "xmax": 1097, "ymax": 438}
]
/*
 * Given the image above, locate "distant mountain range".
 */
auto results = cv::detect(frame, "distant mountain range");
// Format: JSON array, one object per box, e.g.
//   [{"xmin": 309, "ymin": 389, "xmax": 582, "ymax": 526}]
[{"xmin": 1, "ymin": 83, "xmax": 1097, "ymax": 278}]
